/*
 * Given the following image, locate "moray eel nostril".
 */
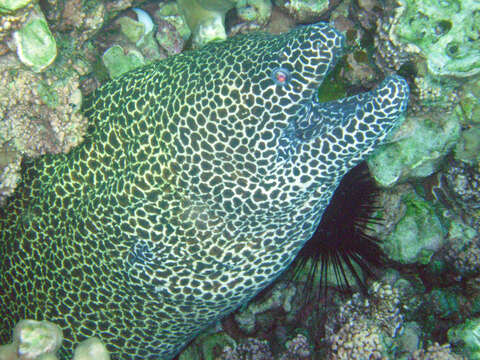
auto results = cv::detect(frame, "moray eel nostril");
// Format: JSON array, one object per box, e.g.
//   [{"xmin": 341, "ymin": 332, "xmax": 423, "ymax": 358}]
[{"xmin": 0, "ymin": 23, "xmax": 409, "ymax": 359}]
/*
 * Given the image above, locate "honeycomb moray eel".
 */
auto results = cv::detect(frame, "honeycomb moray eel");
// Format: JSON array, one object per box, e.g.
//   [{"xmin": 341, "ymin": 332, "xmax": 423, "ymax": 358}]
[{"xmin": 0, "ymin": 23, "xmax": 409, "ymax": 359}]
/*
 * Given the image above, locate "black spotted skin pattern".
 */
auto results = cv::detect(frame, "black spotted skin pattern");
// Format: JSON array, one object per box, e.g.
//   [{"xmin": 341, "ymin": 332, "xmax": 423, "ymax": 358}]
[{"xmin": 0, "ymin": 23, "xmax": 409, "ymax": 359}]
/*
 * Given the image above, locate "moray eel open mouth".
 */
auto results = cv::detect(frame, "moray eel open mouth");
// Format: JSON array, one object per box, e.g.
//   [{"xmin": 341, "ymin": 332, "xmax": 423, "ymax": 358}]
[{"xmin": 0, "ymin": 23, "xmax": 408, "ymax": 359}]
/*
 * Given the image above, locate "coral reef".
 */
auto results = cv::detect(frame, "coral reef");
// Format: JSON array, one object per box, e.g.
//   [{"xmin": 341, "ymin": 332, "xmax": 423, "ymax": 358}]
[
  {"xmin": 367, "ymin": 109, "xmax": 461, "ymax": 187},
  {"xmin": 154, "ymin": 1, "xmax": 191, "ymax": 55},
  {"xmin": 176, "ymin": 0, "xmax": 273, "ymax": 47},
  {"xmin": 0, "ymin": 320, "xmax": 63, "ymax": 360},
  {"xmin": 0, "ymin": 0, "xmax": 32, "ymax": 48},
  {"xmin": 381, "ymin": 191, "xmax": 445, "ymax": 264},
  {"xmin": 411, "ymin": 343, "xmax": 466, "ymax": 360},
  {"xmin": 325, "ymin": 282, "xmax": 404, "ymax": 359},
  {"xmin": 0, "ymin": 320, "xmax": 110, "ymax": 360},
  {"xmin": 443, "ymin": 221, "xmax": 480, "ymax": 277},
  {"xmin": 274, "ymin": 0, "xmax": 330, "ymax": 22},
  {"xmin": 448, "ymin": 318, "xmax": 480, "ymax": 359},
  {"xmin": 219, "ymin": 334, "xmax": 311, "ymax": 360},
  {"xmin": 375, "ymin": 0, "xmax": 480, "ymax": 78},
  {"xmin": 0, "ymin": 0, "xmax": 32, "ymax": 14},
  {"xmin": 12, "ymin": 4, "xmax": 57, "ymax": 72},
  {"xmin": 234, "ymin": 282, "xmax": 297, "ymax": 334},
  {"xmin": 55, "ymin": 0, "xmax": 105, "ymax": 45},
  {"xmin": 236, "ymin": 0, "xmax": 272, "ymax": 25},
  {"xmin": 102, "ymin": 44, "xmax": 145, "ymax": 79},
  {"xmin": 72, "ymin": 337, "xmax": 110, "ymax": 360},
  {"xmin": 221, "ymin": 338, "xmax": 273, "ymax": 359},
  {"xmin": 176, "ymin": 0, "xmax": 236, "ymax": 47},
  {"xmin": 0, "ymin": 69, "xmax": 87, "ymax": 203},
  {"xmin": 443, "ymin": 159, "xmax": 480, "ymax": 229},
  {"xmin": 280, "ymin": 334, "xmax": 311, "ymax": 359}
]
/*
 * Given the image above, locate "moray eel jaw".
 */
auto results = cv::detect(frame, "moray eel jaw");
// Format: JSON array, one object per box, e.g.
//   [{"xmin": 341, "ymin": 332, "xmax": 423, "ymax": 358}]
[
  {"xmin": 278, "ymin": 74, "xmax": 409, "ymax": 165},
  {"xmin": 0, "ymin": 23, "xmax": 409, "ymax": 360}
]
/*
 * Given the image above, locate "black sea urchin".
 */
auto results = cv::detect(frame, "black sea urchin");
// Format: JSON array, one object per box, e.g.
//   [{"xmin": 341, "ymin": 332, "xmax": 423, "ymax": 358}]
[{"xmin": 291, "ymin": 161, "xmax": 386, "ymax": 299}]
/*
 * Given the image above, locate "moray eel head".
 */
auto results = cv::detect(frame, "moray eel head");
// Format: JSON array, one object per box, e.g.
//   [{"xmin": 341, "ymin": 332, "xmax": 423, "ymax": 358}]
[{"xmin": 0, "ymin": 23, "xmax": 408, "ymax": 359}]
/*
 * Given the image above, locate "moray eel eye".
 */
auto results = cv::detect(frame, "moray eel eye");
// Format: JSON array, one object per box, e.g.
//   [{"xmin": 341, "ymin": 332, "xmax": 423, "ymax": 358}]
[{"xmin": 271, "ymin": 67, "xmax": 290, "ymax": 85}]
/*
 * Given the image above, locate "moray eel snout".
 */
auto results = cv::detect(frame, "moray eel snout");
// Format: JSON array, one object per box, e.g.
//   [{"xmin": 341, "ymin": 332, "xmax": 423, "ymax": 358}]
[
  {"xmin": 280, "ymin": 74, "xmax": 409, "ymax": 161},
  {"xmin": 0, "ymin": 23, "xmax": 409, "ymax": 359}
]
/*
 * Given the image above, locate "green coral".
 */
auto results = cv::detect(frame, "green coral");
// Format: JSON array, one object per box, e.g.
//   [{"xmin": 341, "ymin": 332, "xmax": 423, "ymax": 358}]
[
  {"xmin": 236, "ymin": 0, "xmax": 272, "ymax": 24},
  {"xmin": 368, "ymin": 111, "xmax": 461, "ymax": 187},
  {"xmin": 382, "ymin": 192, "xmax": 445, "ymax": 264},
  {"xmin": 392, "ymin": 0, "xmax": 480, "ymax": 77},
  {"xmin": 13, "ymin": 5, "xmax": 57, "ymax": 72},
  {"xmin": 177, "ymin": 0, "xmax": 236, "ymax": 47},
  {"xmin": 274, "ymin": 0, "xmax": 329, "ymax": 22},
  {"xmin": 117, "ymin": 16, "xmax": 146, "ymax": 44},
  {"xmin": 156, "ymin": 1, "xmax": 191, "ymax": 41},
  {"xmin": 176, "ymin": 0, "xmax": 272, "ymax": 47},
  {"xmin": 101, "ymin": 45, "xmax": 145, "ymax": 79},
  {"xmin": 454, "ymin": 126, "xmax": 480, "ymax": 165},
  {"xmin": 0, "ymin": 0, "xmax": 32, "ymax": 14},
  {"xmin": 448, "ymin": 318, "xmax": 480, "ymax": 359}
]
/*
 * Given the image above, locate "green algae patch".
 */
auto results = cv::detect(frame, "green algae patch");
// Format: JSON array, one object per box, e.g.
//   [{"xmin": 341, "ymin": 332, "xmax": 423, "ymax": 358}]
[
  {"xmin": 0, "ymin": 0, "xmax": 32, "ymax": 14},
  {"xmin": 392, "ymin": 0, "xmax": 480, "ymax": 77},
  {"xmin": 382, "ymin": 193, "xmax": 445, "ymax": 264},
  {"xmin": 14, "ymin": 14, "xmax": 57, "ymax": 72}
]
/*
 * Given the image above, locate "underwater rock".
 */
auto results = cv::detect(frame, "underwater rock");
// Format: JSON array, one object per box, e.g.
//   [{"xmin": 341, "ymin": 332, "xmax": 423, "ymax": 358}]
[
  {"xmin": 116, "ymin": 15, "xmax": 146, "ymax": 44},
  {"xmin": 221, "ymin": 338, "xmax": 273, "ymax": 359},
  {"xmin": 382, "ymin": 192, "xmax": 444, "ymax": 264},
  {"xmin": 443, "ymin": 220, "xmax": 480, "ymax": 277},
  {"xmin": 443, "ymin": 159, "xmax": 480, "ymax": 228},
  {"xmin": 236, "ymin": 0, "xmax": 272, "ymax": 25},
  {"xmin": 176, "ymin": 0, "xmax": 235, "ymax": 47},
  {"xmin": 326, "ymin": 281, "xmax": 404, "ymax": 359},
  {"xmin": 0, "ymin": 0, "xmax": 32, "ymax": 14},
  {"xmin": 454, "ymin": 126, "xmax": 480, "ymax": 165},
  {"xmin": 368, "ymin": 110, "xmax": 461, "ymax": 187},
  {"xmin": 72, "ymin": 337, "xmax": 110, "ymax": 360},
  {"xmin": 274, "ymin": 0, "xmax": 330, "ymax": 23},
  {"xmin": 12, "ymin": 4, "xmax": 57, "ymax": 72},
  {"xmin": 376, "ymin": 0, "xmax": 480, "ymax": 78},
  {"xmin": 411, "ymin": 342, "xmax": 467, "ymax": 360},
  {"xmin": 101, "ymin": 44, "xmax": 145, "ymax": 79},
  {"xmin": 57, "ymin": 0, "xmax": 104, "ymax": 45},
  {"xmin": 0, "ymin": 320, "xmax": 63, "ymax": 360},
  {"xmin": 448, "ymin": 318, "xmax": 480, "ymax": 360},
  {"xmin": 234, "ymin": 282, "xmax": 297, "ymax": 334},
  {"xmin": 0, "ymin": 69, "xmax": 87, "ymax": 204}
]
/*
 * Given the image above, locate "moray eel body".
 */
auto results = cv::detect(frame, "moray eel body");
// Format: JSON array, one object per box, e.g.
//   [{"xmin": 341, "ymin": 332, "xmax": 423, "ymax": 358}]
[{"xmin": 0, "ymin": 23, "xmax": 408, "ymax": 359}]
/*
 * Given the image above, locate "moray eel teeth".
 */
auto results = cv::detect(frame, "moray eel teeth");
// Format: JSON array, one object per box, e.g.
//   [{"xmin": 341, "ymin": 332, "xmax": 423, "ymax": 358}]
[{"xmin": 0, "ymin": 23, "xmax": 409, "ymax": 359}]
